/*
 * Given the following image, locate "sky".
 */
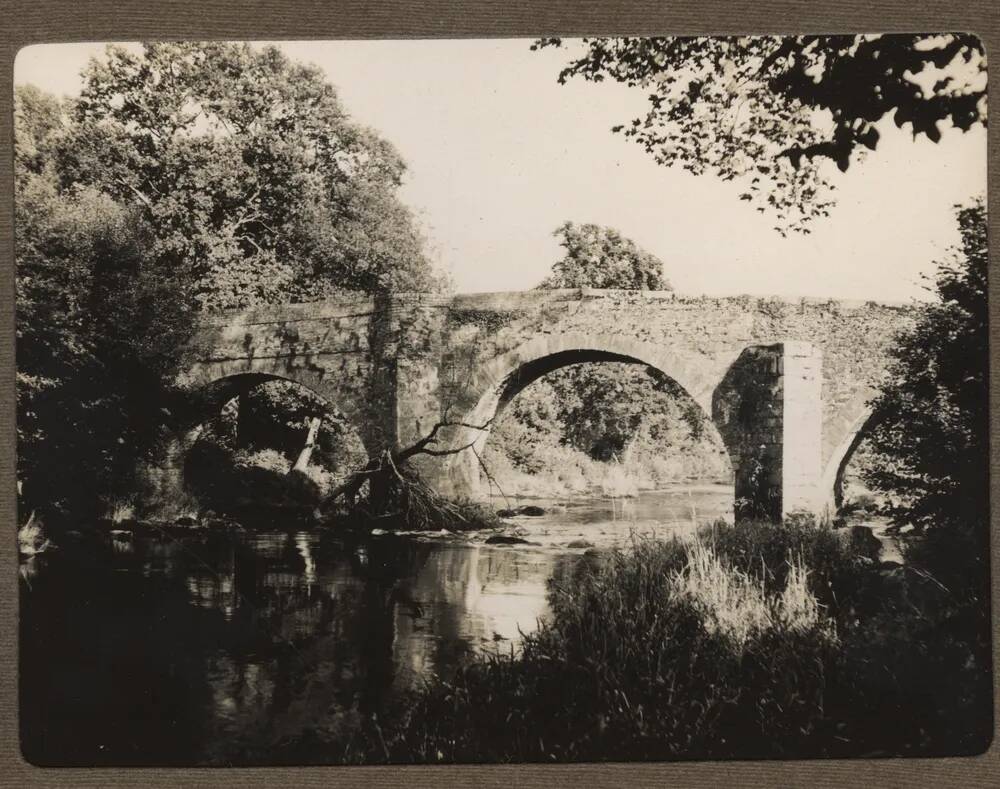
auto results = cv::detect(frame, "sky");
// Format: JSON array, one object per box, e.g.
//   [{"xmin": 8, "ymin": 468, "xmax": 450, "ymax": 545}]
[{"xmin": 15, "ymin": 39, "xmax": 987, "ymax": 302}]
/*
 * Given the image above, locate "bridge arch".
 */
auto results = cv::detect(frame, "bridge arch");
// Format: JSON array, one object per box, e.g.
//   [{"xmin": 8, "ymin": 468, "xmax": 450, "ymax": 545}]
[
  {"xmin": 440, "ymin": 332, "xmax": 736, "ymax": 501},
  {"xmin": 180, "ymin": 362, "xmax": 373, "ymax": 454},
  {"xmin": 142, "ymin": 368, "xmax": 372, "ymax": 517},
  {"xmin": 820, "ymin": 406, "xmax": 879, "ymax": 513}
]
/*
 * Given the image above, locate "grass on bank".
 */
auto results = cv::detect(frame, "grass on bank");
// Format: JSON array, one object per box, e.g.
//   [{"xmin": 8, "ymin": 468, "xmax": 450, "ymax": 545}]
[{"xmin": 323, "ymin": 518, "xmax": 991, "ymax": 764}]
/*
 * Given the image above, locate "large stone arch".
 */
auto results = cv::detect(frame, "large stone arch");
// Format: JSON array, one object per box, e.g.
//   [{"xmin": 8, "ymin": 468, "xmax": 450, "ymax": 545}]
[{"xmin": 437, "ymin": 332, "xmax": 737, "ymax": 501}]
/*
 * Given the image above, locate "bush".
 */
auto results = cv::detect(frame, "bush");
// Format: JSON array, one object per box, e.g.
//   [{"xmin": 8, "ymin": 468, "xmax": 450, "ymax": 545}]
[
  {"xmin": 234, "ymin": 447, "xmax": 291, "ymax": 475},
  {"xmin": 184, "ymin": 434, "xmax": 322, "ymax": 514},
  {"xmin": 342, "ymin": 528, "xmax": 843, "ymax": 763},
  {"xmin": 482, "ymin": 436, "xmax": 730, "ymax": 500},
  {"xmin": 318, "ymin": 518, "xmax": 990, "ymax": 763},
  {"xmin": 698, "ymin": 517, "xmax": 883, "ymax": 626},
  {"xmin": 826, "ymin": 564, "xmax": 993, "ymax": 756}
]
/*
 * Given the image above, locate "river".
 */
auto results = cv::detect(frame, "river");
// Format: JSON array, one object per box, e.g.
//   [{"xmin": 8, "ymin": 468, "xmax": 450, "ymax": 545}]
[{"xmin": 20, "ymin": 487, "xmax": 733, "ymax": 765}]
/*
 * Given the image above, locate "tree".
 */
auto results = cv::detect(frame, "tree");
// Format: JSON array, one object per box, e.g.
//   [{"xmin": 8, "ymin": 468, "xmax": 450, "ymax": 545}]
[
  {"xmin": 58, "ymin": 42, "xmax": 441, "ymax": 310},
  {"xmin": 538, "ymin": 223, "xmax": 676, "ymax": 462},
  {"xmin": 540, "ymin": 223, "xmax": 700, "ymax": 464},
  {"xmin": 534, "ymin": 35, "xmax": 986, "ymax": 233},
  {"xmin": 546, "ymin": 363, "xmax": 705, "ymax": 463},
  {"xmin": 863, "ymin": 201, "xmax": 988, "ymax": 594},
  {"xmin": 15, "ymin": 88, "xmax": 198, "ymax": 515},
  {"xmin": 858, "ymin": 202, "xmax": 990, "ymax": 734},
  {"xmin": 484, "ymin": 378, "xmax": 564, "ymax": 475},
  {"xmin": 15, "ymin": 43, "xmax": 444, "ymax": 519},
  {"xmin": 542, "ymin": 221, "xmax": 670, "ymax": 290}
]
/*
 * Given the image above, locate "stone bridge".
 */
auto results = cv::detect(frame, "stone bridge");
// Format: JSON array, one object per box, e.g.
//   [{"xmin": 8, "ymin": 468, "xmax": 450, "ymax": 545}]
[{"xmin": 172, "ymin": 288, "xmax": 914, "ymax": 521}]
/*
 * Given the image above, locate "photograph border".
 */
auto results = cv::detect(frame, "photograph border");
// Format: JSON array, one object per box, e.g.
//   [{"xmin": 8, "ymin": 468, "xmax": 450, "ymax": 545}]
[{"xmin": 1, "ymin": 1, "xmax": 997, "ymax": 785}]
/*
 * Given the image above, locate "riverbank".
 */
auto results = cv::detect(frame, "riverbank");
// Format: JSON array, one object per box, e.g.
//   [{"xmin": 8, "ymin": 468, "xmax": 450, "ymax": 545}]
[
  {"xmin": 334, "ymin": 518, "xmax": 992, "ymax": 763},
  {"xmin": 21, "ymin": 487, "xmax": 982, "ymax": 765},
  {"xmin": 24, "ymin": 483, "xmax": 902, "ymax": 568},
  {"xmin": 482, "ymin": 448, "xmax": 732, "ymax": 500}
]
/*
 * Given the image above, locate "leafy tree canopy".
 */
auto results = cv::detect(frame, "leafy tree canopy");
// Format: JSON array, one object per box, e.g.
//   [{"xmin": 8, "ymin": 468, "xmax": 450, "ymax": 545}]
[
  {"xmin": 15, "ymin": 88, "xmax": 197, "ymax": 512},
  {"xmin": 542, "ymin": 362, "xmax": 706, "ymax": 463},
  {"xmin": 534, "ymin": 35, "xmax": 986, "ymax": 234},
  {"xmin": 14, "ymin": 43, "xmax": 442, "ymax": 515},
  {"xmin": 864, "ymin": 201, "xmax": 987, "ymax": 529},
  {"xmin": 863, "ymin": 201, "xmax": 987, "ymax": 606},
  {"xmin": 541, "ymin": 221, "xmax": 671, "ymax": 290},
  {"xmin": 56, "ymin": 42, "xmax": 441, "ymax": 310}
]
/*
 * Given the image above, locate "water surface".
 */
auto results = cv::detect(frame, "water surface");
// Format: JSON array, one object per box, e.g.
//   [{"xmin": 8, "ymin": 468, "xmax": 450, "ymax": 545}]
[{"xmin": 19, "ymin": 486, "xmax": 733, "ymax": 765}]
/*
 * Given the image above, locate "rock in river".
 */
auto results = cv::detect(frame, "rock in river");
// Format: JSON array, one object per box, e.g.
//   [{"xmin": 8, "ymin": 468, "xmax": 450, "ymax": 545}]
[
  {"xmin": 496, "ymin": 505, "xmax": 546, "ymax": 518},
  {"xmin": 485, "ymin": 534, "xmax": 532, "ymax": 545}
]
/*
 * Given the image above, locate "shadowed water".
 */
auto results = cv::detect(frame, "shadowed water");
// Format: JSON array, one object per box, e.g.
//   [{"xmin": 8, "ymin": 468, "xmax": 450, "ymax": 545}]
[{"xmin": 20, "ymin": 486, "xmax": 732, "ymax": 766}]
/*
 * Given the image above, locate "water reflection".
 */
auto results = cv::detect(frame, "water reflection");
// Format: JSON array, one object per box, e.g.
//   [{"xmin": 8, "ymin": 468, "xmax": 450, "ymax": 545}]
[{"xmin": 20, "ymin": 486, "xmax": 732, "ymax": 766}]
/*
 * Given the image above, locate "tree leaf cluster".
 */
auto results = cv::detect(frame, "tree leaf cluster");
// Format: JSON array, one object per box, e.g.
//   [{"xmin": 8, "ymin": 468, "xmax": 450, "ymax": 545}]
[
  {"xmin": 15, "ymin": 43, "xmax": 440, "ymax": 517},
  {"xmin": 57, "ymin": 42, "xmax": 441, "ymax": 310},
  {"xmin": 16, "ymin": 88, "xmax": 198, "ymax": 513},
  {"xmin": 862, "ymin": 201, "xmax": 988, "ymax": 602},
  {"xmin": 534, "ymin": 35, "xmax": 986, "ymax": 234},
  {"xmin": 541, "ymin": 221, "xmax": 671, "ymax": 290}
]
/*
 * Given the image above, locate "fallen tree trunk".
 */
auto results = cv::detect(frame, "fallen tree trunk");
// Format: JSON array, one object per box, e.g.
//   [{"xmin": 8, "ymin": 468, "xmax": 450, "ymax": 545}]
[
  {"xmin": 291, "ymin": 416, "xmax": 322, "ymax": 473},
  {"xmin": 317, "ymin": 417, "xmax": 498, "ymax": 529}
]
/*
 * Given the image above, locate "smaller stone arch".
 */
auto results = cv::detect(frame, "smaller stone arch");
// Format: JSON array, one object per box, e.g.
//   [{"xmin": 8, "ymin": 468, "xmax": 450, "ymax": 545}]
[
  {"xmin": 820, "ymin": 407, "xmax": 879, "ymax": 513},
  {"xmin": 437, "ymin": 332, "xmax": 736, "ymax": 501},
  {"xmin": 141, "ymin": 368, "xmax": 371, "ymax": 518},
  {"xmin": 181, "ymin": 360, "xmax": 375, "ymax": 455}
]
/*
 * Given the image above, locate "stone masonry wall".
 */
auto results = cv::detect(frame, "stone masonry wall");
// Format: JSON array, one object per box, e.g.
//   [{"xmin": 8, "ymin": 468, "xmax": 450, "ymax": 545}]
[
  {"xmin": 430, "ymin": 289, "xmax": 913, "ymax": 473},
  {"xmin": 180, "ymin": 295, "xmax": 392, "ymax": 452},
  {"xmin": 180, "ymin": 288, "xmax": 914, "ymax": 514},
  {"xmin": 711, "ymin": 342, "xmax": 824, "ymax": 519}
]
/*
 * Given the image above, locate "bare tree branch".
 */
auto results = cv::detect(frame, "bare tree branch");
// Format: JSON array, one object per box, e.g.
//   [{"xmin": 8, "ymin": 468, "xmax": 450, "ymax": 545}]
[
  {"xmin": 320, "ymin": 416, "xmax": 495, "ymax": 514},
  {"xmin": 472, "ymin": 443, "xmax": 511, "ymax": 511}
]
